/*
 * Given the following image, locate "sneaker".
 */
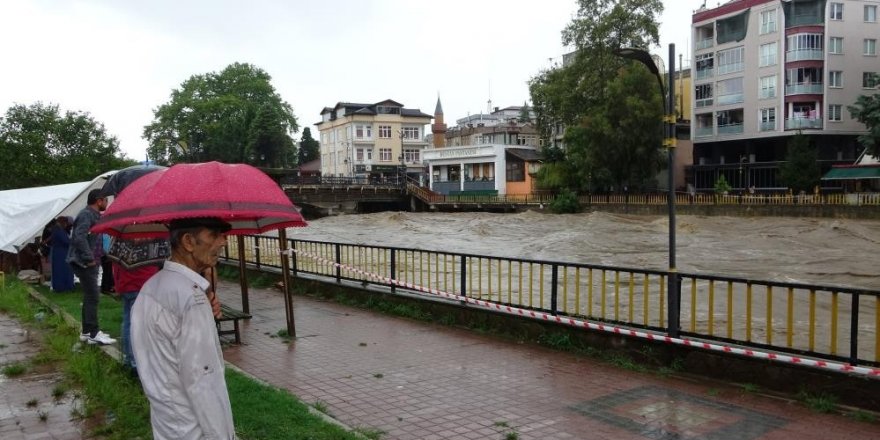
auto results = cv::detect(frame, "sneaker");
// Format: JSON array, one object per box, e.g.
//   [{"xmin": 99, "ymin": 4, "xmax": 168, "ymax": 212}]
[
  {"xmin": 87, "ymin": 331, "xmax": 117, "ymax": 345},
  {"xmin": 79, "ymin": 332, "xmax": 91, "ymax": 342}
]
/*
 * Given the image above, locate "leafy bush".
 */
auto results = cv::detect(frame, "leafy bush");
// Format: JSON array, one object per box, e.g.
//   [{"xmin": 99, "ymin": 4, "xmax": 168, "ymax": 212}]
[
  {"xmin": 550, "ymin": 190, "xmax": 581, "ymax": 213},
  {"xmin": 713, "ymin": 175, "xmax": 732, "ymax": 194}
]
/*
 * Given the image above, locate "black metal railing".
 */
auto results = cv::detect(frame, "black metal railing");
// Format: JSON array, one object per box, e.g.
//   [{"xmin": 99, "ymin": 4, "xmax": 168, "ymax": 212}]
[{"xmin": 223, "ymin": 237, "xmax": 880, "ymax": 366}]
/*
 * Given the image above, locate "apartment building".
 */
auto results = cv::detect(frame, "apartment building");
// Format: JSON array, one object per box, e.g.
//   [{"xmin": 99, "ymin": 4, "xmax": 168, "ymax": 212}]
[
  {"xmin": 689, "ymin": 0, "xmax": 878, "ymax": 191},
  {"xmin": 315, "ymin": 100, "xmax": 432, "ymax": 179}
]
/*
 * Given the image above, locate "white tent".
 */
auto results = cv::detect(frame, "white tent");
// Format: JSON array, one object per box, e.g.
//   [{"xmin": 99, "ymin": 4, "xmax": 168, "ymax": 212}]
[{"xmin": 0, "ymin": 172, "xmax": 114, "ymax": 253}]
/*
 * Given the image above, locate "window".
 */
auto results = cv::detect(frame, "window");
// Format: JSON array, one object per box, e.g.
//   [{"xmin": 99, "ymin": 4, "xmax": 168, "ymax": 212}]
[
  {"xmin": 829, "ymin": 37, "xmax": 843, "ymax": 54},
  {"xmin": 403, "ymin": 149, "xmax": 420, "ymax": 163},
  {"xmin": 786, "ymin": 33, "xmax": 823, "ymax": 53},
  {"xmin": 379, "ymin": 148, "xmax": 392, "ymax": 161},
  {"xmin": 830, "ymin": 2, "xmax": 844, "ymax": 20},
  {"xmin": 716, "ymin": 77, "xmax": 744, "ymax": 105},
  {"xmin": 760, "ymin": 9, "xmax": 777, "ymax": 34},
  {"xmin": 506, "ymin": 160, "xmax": 525, "ymax": 182},
  {"xmin": 829, "ymin": 71, "xmax": 843, "ymax": 88},
  {"xmin": 866, "ymin": 5, "xmax": 877, "ymax": 22},
  {"xmin": 366, "ymin": 149, "xmax": 372, "ymax": 160},
  {"xmin": 402, "ymin": 127, "xmax": 420, "ymax": 139},
  {"xmin": 695, "ymin": 84, "xmax": 713, "ymax": 107},
  {"xmin": 695, "ymin": 53, "xmax": 714, "ymax": 80},
  {"xmin": 760, "ymin": 108, "xmax": 776, "ymax": 131},
  {"xmin": 356, "ymin": 149, "xmax": 364, "ymax": 161},
  {"xmin": 828, "ymin": 105, "xmax": 842, "ymax": 121},
  {"xmin": 759, "ymin": 42, "xmax": 777, "ymax": 67},
  {"xmin": 865, "ymin": 72, "xmax": 879, "ymax": 88},
  {"xmin": 759, "ymin": 75, "xmax": 777, "ymax": 99},
  {"xmin": 355, "ymin": 124, "xmax": 372, "ymax": 139},
  {"xmin": 865, "ymin": 39, "xmax": 877, "ymax": 56},
  {"xmin": 378, "ymin": 125, "xmax": 391, "ymax": 138},
  {"xmin": 717, "ymin": 47, "xmax": 744, "ymax": 75}
]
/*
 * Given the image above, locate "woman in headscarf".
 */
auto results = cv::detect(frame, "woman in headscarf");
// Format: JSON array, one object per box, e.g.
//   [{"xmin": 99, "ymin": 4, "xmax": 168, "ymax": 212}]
[{"xmin": 50, "ymin": 216, "xmax": 75, "ymax": 292}]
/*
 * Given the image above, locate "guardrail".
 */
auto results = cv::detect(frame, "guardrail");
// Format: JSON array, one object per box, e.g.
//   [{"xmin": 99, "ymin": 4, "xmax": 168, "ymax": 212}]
[{"xmin": 224, "ymin": 236, "xmax": 880, "ymax": 367}]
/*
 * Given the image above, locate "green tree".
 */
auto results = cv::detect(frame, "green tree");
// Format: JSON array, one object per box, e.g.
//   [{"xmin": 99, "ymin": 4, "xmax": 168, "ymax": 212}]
[
  {"xmin": 528, "ymin": 0, "xmax": 664, "ymax": 190},
  {"xmin": 0, "ymin": 102, "xmax": 135, "ymax": 190},
  {"xmin": 847, "ymin": 86, "xmax": 880, "ymax": 157},
  {"xmin": 143, "ymin": 62, "xmax": 298, "ymax": 165},
  {"xmin": 562, "ymin": 64, "xmax": 665, "ymax": 191},
  {"xmin": 518, "ymin": 102, "xmax": 532, "ymax": 123},
  {"xmin": 298, "ymin": 127, "xmax": 320, "ymax": 164},
  {"xmin": 779, "ymin": 132, "xmax": 821, "ymax": 192}
]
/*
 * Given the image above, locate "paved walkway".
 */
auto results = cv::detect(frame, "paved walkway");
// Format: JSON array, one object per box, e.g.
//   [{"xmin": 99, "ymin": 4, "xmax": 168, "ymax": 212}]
[
  {"xmin": 0, "ymin": 315, "xmax": 84, "ymax": 440},
  {"xmin": 219, "ymin": 280, "xmax": 880, "ymax": 440}
]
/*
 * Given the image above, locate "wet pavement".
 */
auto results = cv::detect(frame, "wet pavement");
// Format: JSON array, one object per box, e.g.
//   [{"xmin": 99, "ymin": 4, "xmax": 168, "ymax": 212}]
[
  {"xmin": 219, "ymin": 280, "xmax": 880, "ymax": 440},
  {"xmin": 0, "ymin": 315, "xmax": 84, "ymax": 440}
]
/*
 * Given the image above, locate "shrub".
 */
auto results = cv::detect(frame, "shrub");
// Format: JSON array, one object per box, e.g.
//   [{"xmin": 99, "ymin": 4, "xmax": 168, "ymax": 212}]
[{"xmin": 550, "ymin": 189, "xmax": 580, "ymax": 213}]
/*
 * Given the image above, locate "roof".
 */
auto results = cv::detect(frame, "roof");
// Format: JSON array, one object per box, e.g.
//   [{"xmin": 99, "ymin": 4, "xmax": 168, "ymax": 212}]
[
  {"xmin": 401, "ymin": 108, "xmax": 432, "ymax": 118},
  {"xmin": 318, "ymin": 100, "xmax": 432, "ymax": 120},
  {"xmin": 434, "ymin": 97, "xmax": 443, "ymax": 115},
  {"xmin": 821, "ymin": 165, "xmax": 880, "ymax": 180},
  {"xmin": 296, "ymin": 158, "xmax": 321, "ymax": 173},
  {"xmin": 506, "ymin": 148, "xmax": 542, "ymax": 162}
]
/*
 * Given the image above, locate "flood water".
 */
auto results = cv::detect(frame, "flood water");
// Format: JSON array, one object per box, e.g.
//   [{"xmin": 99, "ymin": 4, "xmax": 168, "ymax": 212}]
[{"xmin": 285, "ymin": 210, "xmax": 880, "ymax": 290}]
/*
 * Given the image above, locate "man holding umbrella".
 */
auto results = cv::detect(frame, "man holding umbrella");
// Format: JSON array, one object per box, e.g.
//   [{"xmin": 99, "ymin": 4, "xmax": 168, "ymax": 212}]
[{"xmin": 131, "ymin": 217, "xmax": 236, "ymax": 439}]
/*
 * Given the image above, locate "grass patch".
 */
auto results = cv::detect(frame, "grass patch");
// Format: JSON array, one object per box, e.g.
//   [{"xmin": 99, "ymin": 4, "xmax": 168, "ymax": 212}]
[
  {"xmin": 2, "ymin": 362, "xmax": 27, "ymax": 377},
  {"xmin": 26, "ymin": 398, "xmax": 39, "ymax": 407},
  {"xmin": 226, "ymin": 369, "xmax": 365, "ymax": 439},
  {"xmin": 740, "ymin": 383, "xmax": 760, "ymax": 394},
  {"xmin": 52, "ymin": 384, "xmax": 68, "ymax": 399},
  {"xmin": 798, "ymin": 389, "xmax": 838, "ymax": 413},
  {"xmin": 313, "ymin": 399, "xmax": 330, "ymax": 415},
  {"xmin": 353, "ymin": 427, "xmax": 385, "ymax": 439},
  {"xmin": 31, "ymin": 283, "xmax": 123, "ymax": 338},
  {"xmin": 848, "ymin": 410, "xmax": 876, "ymax": 423}
]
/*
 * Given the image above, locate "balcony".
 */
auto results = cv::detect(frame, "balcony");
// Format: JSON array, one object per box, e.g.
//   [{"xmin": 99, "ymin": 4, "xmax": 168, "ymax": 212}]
[
  {"xmin": 717, "ymin": 123, "xmax": 744, "ymax": 135},
  {"xmin": 785, "ymin": 49, "xmax": 824, "ymax": 62},
  {"xmin": 785, "ymin": 83, "xmax": 823, "ymax": 95},
  {"xmin": 717, "ymin": 62, "xmax": 744, "ymax": 76},
  {"xmin": 760, "ymin": 121, "xmax": 777, "ymax": 131},
  {"xmin": 785, "ymin": 118, "xmax": 822, "ymax": 130},
  {"xmin": 695, "ymin": 126, "xmax": 714, "ymax": 138},
  {"xmin": 695, "ymin": 68, "xmax": 714, "ymax": 80},
  {"xmin": 696, "ymin": 38, "xmax": 714, "ymax": 50},
  {"xmin": 717, "ymin": 94, "xmax": 744, "ymax": 106},
  {"xmin": 695, "ymin": 98, "xmax": 713, "ymax": 108}
]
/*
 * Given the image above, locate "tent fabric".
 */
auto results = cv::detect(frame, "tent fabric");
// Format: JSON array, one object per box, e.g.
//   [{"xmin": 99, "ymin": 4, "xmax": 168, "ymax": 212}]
[
  {"xmin": 821, "ymin": 166, "xmax": 880, "ymax": 181},
  {"xmin": 0, "ymin": 172, "xmax": 114, "ymax": 253}
]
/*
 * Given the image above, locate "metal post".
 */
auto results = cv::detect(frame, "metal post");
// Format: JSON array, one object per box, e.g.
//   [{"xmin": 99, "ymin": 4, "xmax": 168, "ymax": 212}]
[
  {"xmin": 666, "ymin": 43, "xmax": 680, "ymax": 338},
  {"xmin": 236, "ymin": 235, "xmax": 250, "ymax": 314},
  {"xmin": 278, "ymin": 229, "xmax": 295, "ymax": 337}
]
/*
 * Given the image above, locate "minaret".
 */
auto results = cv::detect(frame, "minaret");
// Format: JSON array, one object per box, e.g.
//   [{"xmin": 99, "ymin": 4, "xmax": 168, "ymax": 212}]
[{"xmin": 431, "ymin": 96, "xmax": 447, "ymax": 148}]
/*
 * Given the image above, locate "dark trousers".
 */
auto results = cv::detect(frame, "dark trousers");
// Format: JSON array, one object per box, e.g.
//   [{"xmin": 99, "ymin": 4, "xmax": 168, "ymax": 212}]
[
  {"xmin": 100, "ymin": 256, "xmax": 114, "ymax": 292},
  {"xmin": 72, "ymin": 264, "xmax": 100, "ymax": 337}
]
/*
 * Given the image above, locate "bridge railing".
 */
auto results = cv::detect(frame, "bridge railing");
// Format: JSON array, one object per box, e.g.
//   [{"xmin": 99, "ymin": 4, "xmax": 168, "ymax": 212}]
[
  {"xmin": 281, "ymin": 175, "xmax": 404, "ymax": 188},
  {"xmin": 224, "ymin": 236, "xmax": 880, "ymax": 367}
]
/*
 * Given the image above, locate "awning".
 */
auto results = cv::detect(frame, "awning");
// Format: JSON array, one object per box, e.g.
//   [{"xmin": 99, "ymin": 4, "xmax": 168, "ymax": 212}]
[
  {"xmin": 821, "ymin": 166, "xmax": 880, "ymax": 180},
  {"xmin": 506, "ymin": 148, "xmax": 542, "ymax": 162}
]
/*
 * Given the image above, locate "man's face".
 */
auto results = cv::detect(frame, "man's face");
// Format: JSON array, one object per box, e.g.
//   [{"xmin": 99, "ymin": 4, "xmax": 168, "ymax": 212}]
[
  {"xmin": 190, "ymin": 228, "xmax": 228, "ymax": 270},
  {"xmin": 96, "ymin": 197, "xmax": 108, "ymax": 212}
]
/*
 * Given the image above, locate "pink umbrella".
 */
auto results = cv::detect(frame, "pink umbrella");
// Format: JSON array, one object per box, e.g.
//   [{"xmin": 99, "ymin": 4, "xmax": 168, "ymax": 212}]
[{"xmin": 92, "ymin": 161, "xmax": 307, "ymax": 238}]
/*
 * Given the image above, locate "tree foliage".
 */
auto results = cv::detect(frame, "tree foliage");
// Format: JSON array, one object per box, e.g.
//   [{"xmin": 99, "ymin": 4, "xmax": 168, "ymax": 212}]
[
  {"xmin": 0, "ymin": 102, "xmax": 135, "ymax": 190},
  {"xmin": 298, "ymin": 127, "xmax": 320, "ymax": 165},
  {"xmin": 143, "ymin": 62, "xmax": 298, "ymax": 166},
  {"xmin": 528, "ymin": 0, "xmax": 664, "ymax": 191},
  {"xmin": 779, "ymin": 132, "xmax": 820, "ymax": 192},
  {"xmin": 847, "ymin": 88, "xmax": 880, "ymax": 157}
]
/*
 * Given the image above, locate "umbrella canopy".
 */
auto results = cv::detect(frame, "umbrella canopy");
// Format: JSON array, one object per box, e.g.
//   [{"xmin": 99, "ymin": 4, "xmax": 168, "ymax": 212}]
[
  {"xmin": 100, "ymin": 164, "xmax": 167, "ymax": 197},
  {"xmin": 106, "ymin": 237, "xmax": 170, "ymax": 269},
  {"xmin": 92, "ymin": 161, "xmax": 307, "ymax": 238}
]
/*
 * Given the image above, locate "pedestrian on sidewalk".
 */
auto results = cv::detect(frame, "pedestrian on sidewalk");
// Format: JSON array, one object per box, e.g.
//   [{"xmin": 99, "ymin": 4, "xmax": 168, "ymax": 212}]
[
  {"xmin": 50, "ymin": 216, "xmax": 75, "ymax": 292},
  {"xmin": 66, "ymin": 189, "xmax": 116, "ymax": 345},
  {"xmin": 131, "ymin": 217, "xmax": 235, "ymax": 439}
]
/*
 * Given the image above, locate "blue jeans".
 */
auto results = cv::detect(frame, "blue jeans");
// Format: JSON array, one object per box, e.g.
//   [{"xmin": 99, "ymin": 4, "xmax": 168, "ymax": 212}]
[{"xmin": 121, "ymin": 291, "xmax": 138, "ymax": 369}]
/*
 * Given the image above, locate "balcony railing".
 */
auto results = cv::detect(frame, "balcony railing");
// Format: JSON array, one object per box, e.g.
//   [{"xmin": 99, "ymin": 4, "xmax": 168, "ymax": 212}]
[
  {"xmin": 760, "ymin": 121, "xmax": 777, "ymax": 131},
  {"xmin": 717, "ymin": 62, "xmax": 744, "ymax": 76},
  {"xmin": 717, "ymin": 123, "xmax": 744, "ymax": 135},
  {"xmin": 785, "ymin": 118, "xmax": 822, "ymax": 130},
  {"xmin": 695, "ymin": 98, "xmax": 713, "ymax": 108},
  {"xmin": 785, "ymin": 83, "xmax": 823, "ymax": 95},
  {"xmin": 716, "ymin": 94, "xmax": 744, "ymax": 105},
  {"xmin": 695, "ymin": 68, "xmax": 714, "ymax": 80},
  {"xmin": 695, "ymin": 126, "xmax": 714, "ymax": 137},
  {"xmin": 785, "ymin": 49, "xmax": 824, "ymax": 62},
  {"xmin": 696, "ymin": 38, "xmax": 714, "ymax": 50}
]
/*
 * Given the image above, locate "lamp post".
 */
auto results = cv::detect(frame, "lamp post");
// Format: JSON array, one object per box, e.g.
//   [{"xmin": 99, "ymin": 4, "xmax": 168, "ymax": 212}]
[{"xmin": 615, "ymin": 44, "xmax": 679, "ymax": 337}]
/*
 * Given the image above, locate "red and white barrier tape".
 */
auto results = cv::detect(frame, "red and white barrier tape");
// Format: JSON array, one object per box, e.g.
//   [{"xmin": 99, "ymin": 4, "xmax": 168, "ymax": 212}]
[{"xmin": 287, "ymin": 248, "xmax": 880, "ymax": 378}]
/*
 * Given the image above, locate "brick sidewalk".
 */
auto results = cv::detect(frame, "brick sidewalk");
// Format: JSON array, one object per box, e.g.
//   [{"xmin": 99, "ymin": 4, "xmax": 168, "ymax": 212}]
[
  {"xmin": 219, "ymin": 280, "xmax": 880, "ymax": 440},
  {"xmin": 0, "ymin": 315, "xmax": 84, "ymax": 440}
]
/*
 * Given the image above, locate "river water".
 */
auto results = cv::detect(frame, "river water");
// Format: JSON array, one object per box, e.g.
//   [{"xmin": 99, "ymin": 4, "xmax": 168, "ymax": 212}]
[{"xmin": 285, "ymin": 211, "xmax": 879, "ymax": 290}]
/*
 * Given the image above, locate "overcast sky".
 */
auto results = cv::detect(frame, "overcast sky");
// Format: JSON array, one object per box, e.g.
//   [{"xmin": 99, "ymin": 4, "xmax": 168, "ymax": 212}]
[{"xmin": 0, "ymin": 0, "xmax": 705, "ymax": 161}]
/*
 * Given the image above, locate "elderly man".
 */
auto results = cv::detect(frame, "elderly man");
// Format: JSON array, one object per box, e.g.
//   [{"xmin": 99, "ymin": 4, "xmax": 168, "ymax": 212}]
[{"xmin": 131, "ymin": 217, "xmax": 236, "ymax": 439}]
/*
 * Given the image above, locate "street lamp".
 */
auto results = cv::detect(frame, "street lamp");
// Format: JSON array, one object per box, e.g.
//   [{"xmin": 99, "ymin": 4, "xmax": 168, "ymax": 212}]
[{"xmin": 615, "ymin": 44, "xmax": 679, "ymax": 337}]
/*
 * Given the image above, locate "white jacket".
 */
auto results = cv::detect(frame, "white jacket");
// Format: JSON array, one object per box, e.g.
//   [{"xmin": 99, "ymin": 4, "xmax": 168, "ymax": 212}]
[{"xmin": 131, "ymin": 261, "xmax": 236, "ymax": 440}]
